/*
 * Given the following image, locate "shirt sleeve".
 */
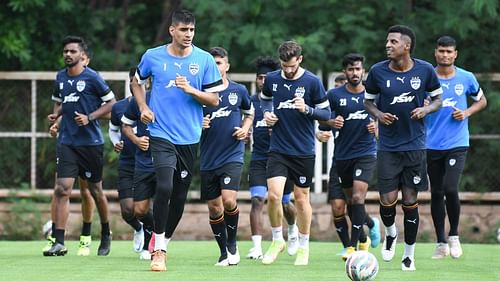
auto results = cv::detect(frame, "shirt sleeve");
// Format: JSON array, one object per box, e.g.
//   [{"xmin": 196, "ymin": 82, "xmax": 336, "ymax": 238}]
[
  {"xmin": 202, "ymin": 55, "xmax": 224, "ymax": 93},
  {"xmin": 364, "ymin": 69, "xmax": 379, "ymax": 100}
]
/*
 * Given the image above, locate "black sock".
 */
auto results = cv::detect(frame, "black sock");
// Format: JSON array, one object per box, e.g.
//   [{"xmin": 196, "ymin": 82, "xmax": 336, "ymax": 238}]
[
  {"xmin": 365, "ymin": 214, "xmax": 374, "ymax": 229},
  {"xmin": 402, "ymin": 203, "xmax": 419, "ymax": 245},
  {"xmin": 380, "ymin": 200, "xmax": 396, "ymax": 228},
  {"xmin": 359, "ymin": 228, "xmax": 367, "ymax": 243},
  {"xmin": 139, "ymin": 211, "xmax": 154, "ymax": 233},
  {"xmin": 51, "ymin": 222, "xmax": 56, "ymax": 236},
  {"xmin": 101, "ymin": 222, "xmax": 110, "ymax": 236},
  {"xmin": 81, "ymin": 222, "xmax": 92, "ymax": 236},
  {"xmin": 349, "ymin": 204, "xmax": 366, "ymax": 247},
  {"xmin": 333, "ymin": 214, "xmax": 350, "ymax": 248},
  {"xmin": 125, "ymin": 217, "xmax": 142, "ymax": 232},
  {"xmin": 210, "ymin": 214, "xmax": 227, "ymax": 256},
  {"xmin": 143, "ymin": 228, "xmax": 152, "ymax": 251},
  {"xmin": 431, "ymin": 191, "xmax": 446, "ymax": 243},
  {"xmin": 54, "ymin": 229, "xmax": 65, "ymax": 245},
  {"xmin": 445, "ymin": 191, "xmax": 460, "ymax": 236},
  {"xmin": 224, "ymin": 206, "xmax": 239, "ymax": 249}
]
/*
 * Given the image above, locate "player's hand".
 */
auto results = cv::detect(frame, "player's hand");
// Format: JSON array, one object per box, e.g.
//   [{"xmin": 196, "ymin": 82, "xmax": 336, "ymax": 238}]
[
  {"xmin": 367, "ymin": 118, "xmax": 377, "ymax": 134},
  {"xmin": 114, "ymin": 140, "xmax": 124, "ymax": 152},
  {"xmin": 48, "ymin": 122, "xmax": 59, "ymax": 138},
  {"xmin": 263, "ymin": 111, "xmax": 279, "ymax": 126},
  {"xmin": 175, "ymin": 74, "xmax": 193, "ymax": 94},
  {"xmin": 451, "ymin": 106, "xmax": 468, "ymax": 121},
  {"xmin": 293, "ymin": 96, "xmax": 306, "ymax": 112},
  {"xmin": 333, "ymin": 115, "xmax": 344, "ymax": 129},
  {"xmin": 315, "ymin": 130, "xmax": 332, "ymax": 143},
  {"xmin": 136, "ymin": 136, "xmax": 150, "ymax": 151},
  {"xmin": 47, "ymin": 113, "xmax": 58, "ymax": 125},
  {"xmin": 410, "ymin": 107, "xmax": 428, "ymax": 120},
  {"xmin": 74, "ymin": 111, "xmax": 89, "ymax": 126},
  {"xmin": 378, "ymin": 112, "xmax": 398, "ymax": 125},
  {"xmin": 202, "ymin": 114, "xmax": 211, "ymax": 129},
  {"xmin": 232, "ymin": 126, "xmax": 247, "ymax": 141},
  {"xmin": 140, "ymin": 107, "xmax": 155, "ymax": 124}
]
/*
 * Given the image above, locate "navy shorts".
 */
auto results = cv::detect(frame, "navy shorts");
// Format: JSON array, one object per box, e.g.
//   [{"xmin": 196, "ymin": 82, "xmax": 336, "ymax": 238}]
[
  {"xmin": 336, "ymin": 156, "xmax": 376, "ymax": 189},
  {"xmin": 133, "ymin": 171, "xmax": 156, "ymax": 201},
  {"xmin": 266, "ymin": 152, "xmax": 314, "ymax": 188},
  {"xmin": 377, "ymin": 150, "xmax": 428, "ymax": 194},
  {"xmin": 201, "ymin": 162, "xmax": 243, "ymax": 201},
  {"xmin": 56, "ymin": 144, "xmax": 103, "ymax": 183},
  {"xmin": 327, "ymin": 162, "xmax": 344, "ymax": 201},
  {"xmin": 117, "ymin": 166, "xmax": 134, "ymax": 199}
]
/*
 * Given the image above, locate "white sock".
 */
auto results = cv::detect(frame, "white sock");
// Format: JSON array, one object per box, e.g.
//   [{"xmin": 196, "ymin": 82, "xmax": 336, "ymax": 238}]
[
  {"xmin": 404, "ymin": 243, "xmax": 415, "ymax": 258},
  {"xmin": 165, "ymin": 237, "xmax": 171, "ymax": 251},
  {"xmin": 251, "ymin": 235, "xmax": 262, "ymax": 249},
  {"xmin": 154, "ymin": 232, "xmax": 166, "ymax": 251},
  {"xmin": 386, "ymin": 224, "xmax": 397, "ymax": 237},
  {"xmin": 271, "ymin": 226, "xmax": 284, "ymax": 241},
  {"xmin": 298, "ymin": 232, "xmax": 309, "ymax": 249},
  {"xmin": 288, "ymin": 223, "xmax": 298, "ymax": 236}
]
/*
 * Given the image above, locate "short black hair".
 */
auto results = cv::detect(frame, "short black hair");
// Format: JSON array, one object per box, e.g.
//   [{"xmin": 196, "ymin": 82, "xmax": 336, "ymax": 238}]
[
  {"xmin": 255, "ymin": 56, "xmax": 280, "ymax": 75},
  {"xmin": 171, "ymin": 9, "xmax": 195, "ymax": 26},
  {"xmin": 278, "ymin": 41, "xmax": 302, "ymax": 62},
  {"xmin": 437, "ymin": 35, "xmax": 457, "ymax": 49},
  {"xmin": 209, "ymin": 46, "xmax": 228, "ymax": 58},
  {"xmin": 62, "ymin": 35, "xmax": 88, "ymax": 53},
  {"xmin": 334, "ymin": 74, "xmax": 347, "ymax": 82},
  {"xmin": 388, "ymin": 25, "xmax": 416, "ymax": 53},
  {"xmin": 342, "ymin": 53, "xmax": 365, "ymax": 68}
]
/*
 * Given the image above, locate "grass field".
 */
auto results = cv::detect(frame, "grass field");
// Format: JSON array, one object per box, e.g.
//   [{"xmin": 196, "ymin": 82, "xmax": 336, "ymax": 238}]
[{"xmin": 1, "ymin": 240, "xmax": 499, "ymax": 281}]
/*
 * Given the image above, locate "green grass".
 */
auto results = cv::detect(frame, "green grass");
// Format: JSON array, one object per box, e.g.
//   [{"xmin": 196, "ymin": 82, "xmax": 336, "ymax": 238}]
[{"xmin": 1, "ymin": 240, "xmax": 499, "ymax": 280}]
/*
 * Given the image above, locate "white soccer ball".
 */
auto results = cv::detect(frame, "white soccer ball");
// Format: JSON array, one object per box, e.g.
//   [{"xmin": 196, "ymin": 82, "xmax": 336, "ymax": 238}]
[
  {"xmin": 345, "ymin": 251, "xmax": 379, "ymax": 281},
  {"xmin": 42, "ymin": 220, "xmax": 53, "ymax": 238}
]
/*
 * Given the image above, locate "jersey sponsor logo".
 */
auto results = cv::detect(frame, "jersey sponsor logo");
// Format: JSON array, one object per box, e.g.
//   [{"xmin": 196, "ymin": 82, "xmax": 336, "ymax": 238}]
[
  {"xmin": 442, "ymin": 97, "xmax": 457, "ymax": 108},
  {"xmin": 454, "ymin": 83, "xmax": 464, "ymax": 96},
  {"xmin": 276, "ymin": 99, "xmax": 296, "ymax": 110},
  {"xmin": 174, "ymin": 62, "xmax": 183, "ymax": 69},
  {"xmin": 283, "ymin": 84, "xmax": 292, "ymax": 91},
  {"xmin": 165, "ymin": 80, "xmax": 176, "ymax": 88},
  {"xmin": 67, "ymin": 79, "xmax": 74, "ymax": 86},
  {"xmin": 413, "ymin": 175, "xmax": 421, "ymax": 185},
  {"xmin": 346, "ymin": 110, "xmax": 369, "ymax": 121},
  {"xmin": 255, "ymin": 119, "xmax": 268, "ymax": 128},
  {"xmin": 63, "ymin": 92, "xmax": 80, "ymax": 103},
  {"xmin": 76, "ymin": 80, "xmax": 86, "ymax": 92},
  {"xmin": 410, "ymin": 76, "xmax": 421, "ymax": 90},
  {"xmin": 294, "ymin": 86, "xmax": 305, "ymax": 98},
  {"xmin": 209, "ymin": 106, "xmax": 232, "ymax": 119},
  {"xmin": 59, "ymin": 82, "xmax": 64, "ymax": 90},
  {"xmin": 390, "ymin": 92, "xmax": 415, "ymax": 104},
  {"xmin": 299, "ymin": 176, "xmax": 306, "ymax": 184},
  {"xmin": 449, "ymin": 159, "xmax": 456, "ymax": 166},
  {"xmin": 189, "ymin": 63, "xmax": 199, "ymax": 75},
  {"xmin": 224, "ymin": 176, "xmax": 231, "ymax": 185},
  {"xmin": 351, "ymin": 96, "xmax": 360, "ymax": 103},
  {"xmin": 272, "ymin": 84, "xmax": 277, "ymax": 91},
  {"xmin": 441, "ymin": 83, "xmax": 450, "ymax": 90},
  {"xmin": 396, "ymin": 76, "xmax": 405, "ymax": 84},
  {"xmin": 228, "ymin": 92, "xmax": 238, "ymax": 105},
  {"xmin": 355, "ymin": 169, "xmax": 362, "ymax": 177},
  {"xmin": 180, "ymin": 170, "xmax": 188, "ymax": 178}
]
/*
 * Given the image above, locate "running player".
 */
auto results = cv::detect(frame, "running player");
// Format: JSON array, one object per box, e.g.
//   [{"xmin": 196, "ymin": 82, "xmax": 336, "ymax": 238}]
[
  {"xmin": 247, "ymin": 56, "xmax": 298, "ymax": 260},
  {"xmin": 425, "ymin": 35, "xmax": 487, "ymax": 259},
  {"xmin": 364, "ymin": 25, "xmax": 443, "ymax": 271},
  {"xmin": 261, "ymin": 41, "xmax": 330, "ymax": 266},
  {"xmin": 131, "ymin": 9, "xmax": 224, "ymax": 271}
]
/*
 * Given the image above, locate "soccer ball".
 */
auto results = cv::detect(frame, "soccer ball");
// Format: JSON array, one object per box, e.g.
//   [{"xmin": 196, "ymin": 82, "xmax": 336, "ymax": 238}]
[
  {"xmin": 42, "ymin": 220, "xmax": 53, "ymax": 238},
  {"xmin": 345, "ymin": 251, "xmax": 379, "ymax": 281}
]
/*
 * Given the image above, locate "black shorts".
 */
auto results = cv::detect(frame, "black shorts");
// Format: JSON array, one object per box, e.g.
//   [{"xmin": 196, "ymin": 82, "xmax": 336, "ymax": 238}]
[
  {"xmin": 427, "ymin": 147, "xmax": 468, "ymax": 193},
  {"xmin": 201, "ymin": 162, "xmax": 243, "ymax": 200},
  {"xmin": 336, "ymin": 156, "xmax": 376, "ymax": 189},
  {"xmin": 327, "ymin": 162, "xmax": 344, "ymax": 201},
  {"xmin": 56, "ymin": 144, "xmax": 104, "ymax": 183},
  {"xmin": 133, "ymin": 171, "xmax": 156, "ymax": 202},
  {"xmin": 150, "ymin": 136, "xmax": 196, "ymax": 187},
  {"xmin": 266, "ymin": 152, "xmax": 315, "ymax": 188},
  {"xmin": 248, "ymin": 159, "xmax": 293, "ymax": 194},
  {"xmin": 377, "ymin": 150, "xmax": 428, "ymax": 194},
  {"xmin": 117, "ymin": 166, "xmax": 134, "ymax": 199}
]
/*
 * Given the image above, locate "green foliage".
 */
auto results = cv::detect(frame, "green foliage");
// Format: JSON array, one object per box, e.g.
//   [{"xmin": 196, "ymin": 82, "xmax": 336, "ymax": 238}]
[{"xmin": 1, "ymin": 194, "xmax": 43, "ymax": 240}]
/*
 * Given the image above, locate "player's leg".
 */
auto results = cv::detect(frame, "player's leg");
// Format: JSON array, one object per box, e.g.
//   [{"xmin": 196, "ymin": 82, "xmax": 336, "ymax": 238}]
[
  {"xmin": 282, "ymin": 180, "xmax": 298, "ymax": 256},
  {"xmin": 427, "ymin": 149, "xmax": 449, "ymax": 259},
  {"xmin": 133, "ymin": 171, "xmax": 156, "ymax": 260},
  {"xmin": 77, "ymin": 179, "xmax": 94, "ymax": 256},
  {"xmin": 328, "ymin": 163, "xmax": 350, "ymax": 256},
  {"xmin": 42, "ymin": 184, "xmax": 56, "ymax": 252},
  {"xmin": 443, "ymin": 148, "xmax": 467, "ymax": 258},
  {"xmin": 247, "ymin": 160, "xmax": 267, "ymax": 259}
]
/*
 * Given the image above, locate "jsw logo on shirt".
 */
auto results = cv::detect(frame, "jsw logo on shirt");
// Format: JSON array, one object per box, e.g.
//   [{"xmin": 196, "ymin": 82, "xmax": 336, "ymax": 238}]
[
  {"xmin": 390, "ymin": 92, "xmax": 415, "ymax": 104},
  {"xmin": 63, "ymin": 92, "xmax": 80, "ymax": 103},
  {"xmin": 276, "ymin": 99, "xmax": 296, "ymax": 110},
  {"xmin": 345, "ymin": 110, "xmax": 369, "ymax": 120},
  {"xmin": 442, "ymin": 97, "xmax": 458, "ymax": 108},
  {"xmin": 255, "ymin": 119, "xmax": 268, "ymax": 128},
  {"xmin": 210, "ymin": 106, "xmax": 232, "ymax": 119}
]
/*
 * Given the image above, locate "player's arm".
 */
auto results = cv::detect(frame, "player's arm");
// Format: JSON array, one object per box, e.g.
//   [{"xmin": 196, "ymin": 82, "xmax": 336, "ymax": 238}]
[
  {"xmin": 453, "ymin": 91, "xmax": 487, "ymax": 121},
  {"xmin": 131, "ymin": 74, "xmax": 154, "ymax": 124},
  {"xmin": 48, "ymin": 102, "xmax": 62, "ymax": 125},
  {"xmin": 74, "ymin": 91, "xmax": 116, "ymax": 126},
  {"xmin": 175, "ymin": 74, "xmax": 220, "ymax": 107},
  {"xmin": 364, "ymin": 96, "xmax": 399, "ymax": 126},
  {"xmin": 410, "ymin": 93, "xmax": 442, "ymax": 120},
  {"xmin": 233, "ymin": 104, "xmax": 255, "ymax": 141},
  {"xmin": 108, "ymin": 115, "xmax": 123, "ymax": 152}
]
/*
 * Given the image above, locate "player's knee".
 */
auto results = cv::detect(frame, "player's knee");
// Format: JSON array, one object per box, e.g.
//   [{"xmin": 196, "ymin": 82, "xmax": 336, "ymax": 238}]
[
  {"xmin": 333, "ymin": 205, "xmax": 345, "ymax": 216},
  {"xmin": 54, "ymin": 184, "xmax": 70, "ymax": 198},
  {"xmin": 121, "ymin": 208, "xmax": 135, "ymax": 221},
  {"xmin": 351, "ymin": 193, "xmax": 365, "ymax": 204},
  {"xmin": 156, "ymin": 182, "xmax": 173, "ymax": 199},
  {"xmin": 267, "ymin": 192, "xmax": 281, "ymax": 203},
  {"xmin": 222, "ymin": 198, "xmax": 237, "ymax": 211}
]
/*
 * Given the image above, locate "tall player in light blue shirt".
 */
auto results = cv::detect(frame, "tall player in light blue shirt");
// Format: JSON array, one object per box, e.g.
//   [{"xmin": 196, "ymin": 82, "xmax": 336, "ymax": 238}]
[
  {"xmin": 425, "ymin": 36, "xmax": 487, "ymax": 260},
  {"xmin": 364, "ymin": 25, "xmax": 442, "ymax": 271},
  {"xmin": 130, "ymin": 9, "xmax": 224, "ymax": 272}
]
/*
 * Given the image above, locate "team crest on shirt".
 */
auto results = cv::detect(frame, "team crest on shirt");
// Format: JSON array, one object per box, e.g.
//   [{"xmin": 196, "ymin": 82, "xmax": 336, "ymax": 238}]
[
  {"xmin": 181, "ymin": 170, "xmax": 188, "ymax": 179},
  {"xmin": 355, "ymin": 169, "xmax": 362, "ymax": 177},
  {"xmin": 228, "ymin": 92, "xmax": 238, "ymax": 105},
  {"xmin": 224, "ymin": 176, "xmax": 231, "ymax": 185},
  {"xmin": 294, "ymin": 87, "xmax": 305, "ymax": 98},
  {"xmin": 59, "ymin": 82, "xmax": 64, "ymax": 90},
  {"xmin": 413, "ymin": 175, "xmax": 421, "ymax": 185},
  {"xmin": 76, "ymin": 80, "xmax": 86, "ymax": 92},
  {"xmin": 410, "ymin": 77, "xmax": 421, "ymax": 90},
  {"xmin": 189, "ymin": 63, "xmax": 199, "ymax": 75},
  {"xmin": 454, "ymin": 84, "xmax": 464, "ymax": 96},
  {"xmin": 85, "ymin": 171, "xmax": 92, "ymax": 178},
  {"xmin": 299, "ymin": 176, "xmax": 306, "ymax": 184},
  {"xmin": 449, "ymin": 159, "xmax": 456, "ymax": 166}
]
